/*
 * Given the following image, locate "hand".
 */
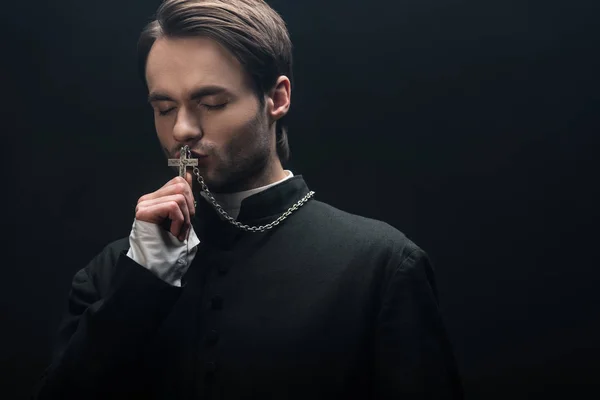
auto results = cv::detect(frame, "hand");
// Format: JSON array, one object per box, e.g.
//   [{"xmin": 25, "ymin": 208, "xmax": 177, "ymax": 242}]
[{"xmin": 135, "ymin": 173, "xmax": 196, "ymax": 242}]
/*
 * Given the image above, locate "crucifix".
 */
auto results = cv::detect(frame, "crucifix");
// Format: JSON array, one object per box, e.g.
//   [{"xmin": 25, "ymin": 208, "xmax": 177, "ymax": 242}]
[{"xmin": 168, "ymin": 146, "xmax": 198, "ymax": 177}]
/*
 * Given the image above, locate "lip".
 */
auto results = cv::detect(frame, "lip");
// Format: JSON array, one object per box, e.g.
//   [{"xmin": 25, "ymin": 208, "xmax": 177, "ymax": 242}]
[{"xmin": 172, "ymin": 150, "xmax": 208, "ymax": 159}]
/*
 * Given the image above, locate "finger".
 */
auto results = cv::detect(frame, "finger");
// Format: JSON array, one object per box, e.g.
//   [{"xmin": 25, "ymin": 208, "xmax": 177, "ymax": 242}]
[
  {"xmin": 136, "ymin": 201, "xmax": 185, "ymax": 238},
  {"xmin": 137, "ymin": 192, "xmax": 194, "ymax": 222},
  {"xmin": 137, "ymin": 194, "xmax": 190, "ymax": 214},
  {"xmin": 185, "ymin": 170, "xmax": 193, "ymax": 188},
  {"xmin": 138, "ymin": 176, "xmax": 181, "ymax": 204},
  {"xmin": 184, "ymin": 172, "xmax": 196, "ymax": 216},
  {"xmin": 166, "ymin": 201, "xmax": 187, "ymax": 240},
  {"xmin": 178, "ymin": 194, "xmax": 191, "ymax": 238},
  {"xmin": 166, "ymin": 195, "xmax": 191, "ymax": 239},
  {"xmin": 138, "ymin": 178, "xmax": 194, "ymax": 210},
  {"xmin": 185, "ymin": 171, "xmax": 196, "ymax": 215},
  {"xmin": 136, "ymin": 194, "xmax": 190, "ymax": 233},
  {"xmin": 171, "ymin": 177, "xmax": 195, "ymax": 217}
]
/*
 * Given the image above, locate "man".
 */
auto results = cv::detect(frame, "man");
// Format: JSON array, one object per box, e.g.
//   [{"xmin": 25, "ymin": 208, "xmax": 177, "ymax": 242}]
[{"xmin": 33, "ymin": 0, "xmax": 463, "ymax": 399}]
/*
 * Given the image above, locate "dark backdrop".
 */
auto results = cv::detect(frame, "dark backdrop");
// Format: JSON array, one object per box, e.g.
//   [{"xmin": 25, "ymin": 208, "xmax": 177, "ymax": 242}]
[{"xmin": 2, "ymin": 1, "xmax": 598, "ymax": 399}]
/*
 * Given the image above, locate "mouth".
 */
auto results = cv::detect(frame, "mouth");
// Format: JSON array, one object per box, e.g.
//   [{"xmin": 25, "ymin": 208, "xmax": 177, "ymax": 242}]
[
  {"xmin": 190, "ymin": 152, "xmax": 210, "ymax": 168},
  {"xmin": 190, "ymin": 151, "xmax": 208, "ymax": 159},
  {"xmin": 171, "ymin": 149, "xmax": 209, "ymax": 159}
]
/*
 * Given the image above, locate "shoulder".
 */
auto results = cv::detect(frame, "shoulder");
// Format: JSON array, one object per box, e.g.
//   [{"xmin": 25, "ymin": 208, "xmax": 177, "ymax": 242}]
[
  {"xmin": 302, "ymin": 200, "xmax": 436, "ymax": 299},
  {"xmin": 305, "ymin": 199, "xmax": 424, "ymax": 262}
]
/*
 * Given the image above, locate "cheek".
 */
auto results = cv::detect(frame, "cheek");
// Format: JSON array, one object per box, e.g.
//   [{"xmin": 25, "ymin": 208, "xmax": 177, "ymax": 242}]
[
  {"xmin": 206, "ymin": 105, "xmax": 261, "ymax": 143},
  {"xmin": 154, "ymin": 117, "xmax": 173, "ymax": 143}
]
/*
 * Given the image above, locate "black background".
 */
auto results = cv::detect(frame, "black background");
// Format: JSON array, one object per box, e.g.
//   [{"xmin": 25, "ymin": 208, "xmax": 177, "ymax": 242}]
[{"xmin": 1, "ymin": 1, "xmax": 599, "ymax": 399}]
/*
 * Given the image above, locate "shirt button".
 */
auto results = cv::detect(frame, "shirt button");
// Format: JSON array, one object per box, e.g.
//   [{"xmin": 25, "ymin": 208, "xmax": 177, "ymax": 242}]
[
  {"xmin": 205, "ymin": 361, "xmax": 217, "ymax": 374},
  {"xmin": 206, "ymin": 329, "xmax": 219, "ymax": 346},
  {"xmin": 211, "ymin": 295, "xmax": 224, "ymax": 310}
]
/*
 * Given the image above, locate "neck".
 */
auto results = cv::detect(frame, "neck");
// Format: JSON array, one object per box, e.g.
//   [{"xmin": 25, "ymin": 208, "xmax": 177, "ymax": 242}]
[
  {"xmin": 202, "ymin": 161, "xmax": 293, "ymax": 221},
  {"xmin": 213, "ymin": 155, "xmax": 287, "ymax": 194}
]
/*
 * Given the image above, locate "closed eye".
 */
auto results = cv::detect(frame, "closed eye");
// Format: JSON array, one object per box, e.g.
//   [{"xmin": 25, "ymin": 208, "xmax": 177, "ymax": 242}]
[
  {"xmin": 199, "ymin": 102, "xmax": 227, "ymax": 111},
  {"xmin": 158, "ymin": 108, "xmax": 175, "ymax": 116},
  {"xmin": 156, "ymin": 103, "xmax": 227, "ymax": 116}
]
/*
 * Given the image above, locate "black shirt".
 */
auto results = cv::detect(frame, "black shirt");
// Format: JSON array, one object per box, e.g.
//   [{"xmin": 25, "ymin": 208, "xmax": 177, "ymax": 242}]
[{"xmin": 33, "ymin": 175, "xmax": 463, "ymax": 399}]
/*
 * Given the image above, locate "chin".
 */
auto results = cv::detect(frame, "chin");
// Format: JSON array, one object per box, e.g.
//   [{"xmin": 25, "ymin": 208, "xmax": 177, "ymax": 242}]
[
  {"xmin": 194, "ymin": 168, "xmax": 228, "ymax": 193},
  {"xmin": 199, "ymin": 153, "xmax": 269, "ymax": 194},
  {"xmin": 204, "ymin": 171, "xmax": 253, "ymax": 194}
]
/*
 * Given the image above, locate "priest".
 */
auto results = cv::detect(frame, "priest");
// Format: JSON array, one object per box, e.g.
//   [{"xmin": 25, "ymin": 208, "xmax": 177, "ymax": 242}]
[{"xmin": 33, "ymin": 0, "xmax": 463, "ymax": 399}]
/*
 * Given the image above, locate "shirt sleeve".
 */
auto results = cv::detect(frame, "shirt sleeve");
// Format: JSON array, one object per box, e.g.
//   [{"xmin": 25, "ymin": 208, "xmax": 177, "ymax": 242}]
[
  {"xmin": 373, "ymin": 248, "xmax": 464, "ymax": 399},
  {"xmin": 32, "ymin": 248, "xmax": 183, "ymax": 399},
  {"xmin": 126, "ymin": 219, "xmax": 201, "ymax": 287}
]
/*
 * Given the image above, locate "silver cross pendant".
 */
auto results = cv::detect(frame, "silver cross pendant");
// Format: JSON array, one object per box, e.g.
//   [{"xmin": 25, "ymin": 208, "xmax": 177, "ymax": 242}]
[{"xmin": 167, "ymin": 146, "xmax": 198, "ymax": 177}]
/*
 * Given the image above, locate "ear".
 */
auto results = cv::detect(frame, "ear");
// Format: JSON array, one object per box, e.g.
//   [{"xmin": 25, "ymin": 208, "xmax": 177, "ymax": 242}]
[{"xmin": 266, "ymin": 75, "xmax": 291, "ymax": 123}]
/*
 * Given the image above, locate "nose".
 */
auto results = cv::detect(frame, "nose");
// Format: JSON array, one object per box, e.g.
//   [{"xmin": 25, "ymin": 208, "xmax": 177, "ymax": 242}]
[{"xmin": 172, "ymin": 106, "xmax": 202, "ymax": 144}]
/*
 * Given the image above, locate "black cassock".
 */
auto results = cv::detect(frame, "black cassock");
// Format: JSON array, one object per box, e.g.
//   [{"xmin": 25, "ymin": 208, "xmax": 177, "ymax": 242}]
[{"xmin": 34, "ymin": 176, "xmax": 463, "ymax": 399}]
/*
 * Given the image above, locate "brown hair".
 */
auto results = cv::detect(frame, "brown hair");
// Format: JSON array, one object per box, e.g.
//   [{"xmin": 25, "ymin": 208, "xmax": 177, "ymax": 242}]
[{"xmin": 138, "ymin": 0, "xmax": 293, "ymax": 163}]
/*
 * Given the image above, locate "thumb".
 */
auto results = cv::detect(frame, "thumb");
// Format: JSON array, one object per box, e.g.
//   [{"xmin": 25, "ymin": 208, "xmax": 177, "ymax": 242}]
[
  {"xmin": 185, "ymin": 170, "xmax": 194, "ymax": 188},
  {"xmin": 185, "ymin": 171, "xmax": 197, "ymax": 218}
]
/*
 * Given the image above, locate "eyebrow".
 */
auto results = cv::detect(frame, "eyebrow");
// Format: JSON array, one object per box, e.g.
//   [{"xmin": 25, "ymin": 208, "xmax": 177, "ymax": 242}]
[{"xmin": 147, "ymin": 86, "xmax": 231, "ymax": 103}]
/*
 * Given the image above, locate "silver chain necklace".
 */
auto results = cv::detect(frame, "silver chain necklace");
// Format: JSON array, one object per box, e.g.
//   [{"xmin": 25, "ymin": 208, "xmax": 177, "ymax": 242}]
[{"xmin": 170, "ymin": 146, "xmax": 315, "ymax": 233}]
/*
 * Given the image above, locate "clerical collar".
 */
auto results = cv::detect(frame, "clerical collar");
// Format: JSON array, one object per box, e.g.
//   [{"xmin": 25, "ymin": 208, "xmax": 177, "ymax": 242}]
[
  {"xmin": 200, "ymin": 170, "xmax": 294, "ymax": 220},
  {"xmin": 193, "ymin": 173, "xmax": 311, "ymax": 247}
]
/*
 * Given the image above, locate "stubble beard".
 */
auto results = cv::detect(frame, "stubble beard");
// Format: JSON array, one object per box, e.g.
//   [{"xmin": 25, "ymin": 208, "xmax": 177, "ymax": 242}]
[
  {"xmin": 199, "ymin": 113, "xmax": 274, "ymax": 194},
  {"xmin": 202, "ymin": 141, "xmax": 271, "ymax": 194}
]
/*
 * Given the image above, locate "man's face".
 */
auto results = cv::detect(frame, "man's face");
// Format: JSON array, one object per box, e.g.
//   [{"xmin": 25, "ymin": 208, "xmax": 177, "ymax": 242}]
[{"xmin": 145, "ymin": 36, "xmax": 274, "ymax": 193}]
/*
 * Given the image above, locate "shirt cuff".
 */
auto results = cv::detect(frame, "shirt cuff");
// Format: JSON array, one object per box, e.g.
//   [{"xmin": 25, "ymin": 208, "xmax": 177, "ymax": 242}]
[{"xmin": 126, "ymin": 219, "xmax": 201, "ymax": 287}]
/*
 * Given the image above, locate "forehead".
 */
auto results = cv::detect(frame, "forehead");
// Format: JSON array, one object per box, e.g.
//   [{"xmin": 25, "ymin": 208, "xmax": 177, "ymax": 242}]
[{"xmin": 145, "ymin": 36, "xmax": 249, "ymax": 95}]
